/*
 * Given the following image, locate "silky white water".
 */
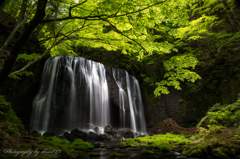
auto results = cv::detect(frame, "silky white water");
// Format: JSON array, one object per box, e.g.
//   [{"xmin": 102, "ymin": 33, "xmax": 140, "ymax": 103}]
[{"xmin": 31, "ymin": 56, "xmax": 147, "ymax": 135}]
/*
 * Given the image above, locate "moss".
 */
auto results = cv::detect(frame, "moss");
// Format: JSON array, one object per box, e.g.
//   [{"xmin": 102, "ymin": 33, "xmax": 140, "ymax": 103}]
[
  {"xmin": 119, "ymin": 139, "xmax": 139, "ymax": 147},
  {"xmin": 141, "ymin": 149, "xmax": 154, "ymax": 155},
  {"xmin": 157, "ymin": 144, "xmax": 171, "ymax": 152},
  {"xmin": 109, "ymin": 152, "xmax": 124, "ymax": 158},
  {"xmin": 38, "ymin": 136, "xmax": 69, "ymax": 148},
  {"xmin": 71, "ymin": 139, "xmax": 94, "ymax": 150},
  {"xmin": 183, "ymin": 144, "xmax": 207, "ymax": 157}
]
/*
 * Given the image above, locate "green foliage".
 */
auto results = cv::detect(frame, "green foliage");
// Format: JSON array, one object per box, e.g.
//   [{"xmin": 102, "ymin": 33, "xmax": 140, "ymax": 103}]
[
  {"xmin": 199, "ymin": 98, "xmax": 240, "ymax": 128},
  {"xmin": 0, "ymin": 95, "xmax": 25, "ymax": 138},
  {"xmin": 16, "ymin": 53, "xmax": 41, "ymax": 62},
  {"xmin": 182, "ymin": 144, "xmax": 207, "ymax": 157},
  {"xmin": 8, "ymin": 71, "xmax": 34, "ymax": 80},
  {"xmin": 152, "ymin": 55, "xmax": 201, "ymax": 96},
  {"xmin": 212, "ymin": 147, "xmax": 229, "ymax": 159}
]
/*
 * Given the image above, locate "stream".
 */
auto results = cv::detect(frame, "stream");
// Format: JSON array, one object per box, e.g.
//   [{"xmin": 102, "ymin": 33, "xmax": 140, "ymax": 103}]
[{"xmin": 80, "ymin": 148, "xmax": 200, "ymax": 159}]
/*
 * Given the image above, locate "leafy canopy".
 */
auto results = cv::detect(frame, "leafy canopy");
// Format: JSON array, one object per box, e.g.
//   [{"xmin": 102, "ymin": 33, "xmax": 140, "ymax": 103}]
[{"xmin": 2, "ymin": 0, "xmax": 206, "ymax": 96}]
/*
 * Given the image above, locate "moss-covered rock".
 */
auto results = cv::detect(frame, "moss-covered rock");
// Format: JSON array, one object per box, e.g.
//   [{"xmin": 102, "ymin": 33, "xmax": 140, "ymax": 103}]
[
  {"xmin": 110, "ymin": 152, "xmax": 124, "ymax": 158},
  {"xmin": 141, "ymin": 149, "xmax": 154, "ymax": 155},
  {"xmin": 212, "ymin": 147, "xmax": 229, "ymax": 159}
]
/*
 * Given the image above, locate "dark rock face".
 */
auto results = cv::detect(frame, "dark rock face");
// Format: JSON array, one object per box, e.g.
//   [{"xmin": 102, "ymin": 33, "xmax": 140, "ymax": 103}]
[
  {"xmin": 143, "ymin": 86, "xmax": 211, "ymax": 127},
  {"xmin": 71, "ymin": 128, "xmax": 88, "ymax": 141},
  {"xmin": 117, "ymin": 129, "xmax": 134, "ymax": 138},
  {"xmin": 88, "ymin": 131, "xmax": 98, "ymax": 141},
  {"xmin": 104, "ymin": 66, "xmax": 130, "ymax": 111},
  {"xmin": 63, "ymin": 132, "xmax": 76, "ymax": 142},
  {"xmin": 43, "ymin": 132, "xmax": 56, "ymax": 137},
  {"xmin": 97, "ymin": 134, "xmax": 108, "ymax": 141}
]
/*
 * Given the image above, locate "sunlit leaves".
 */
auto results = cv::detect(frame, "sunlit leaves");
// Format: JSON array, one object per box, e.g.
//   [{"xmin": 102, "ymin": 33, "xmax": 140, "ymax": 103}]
[
  {"xmin": 154, "ymin": 55, "xmax": 201, "ymax": 96},
  {"xmin": 16, "ymin": 53, "xmax": 41, "ymax": 61}
]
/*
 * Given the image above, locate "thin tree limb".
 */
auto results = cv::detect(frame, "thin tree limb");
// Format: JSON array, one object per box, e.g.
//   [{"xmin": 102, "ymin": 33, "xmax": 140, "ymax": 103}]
[
  {"xmin": 53, "ymin": 0, "xmax": 60, "ymax": 36},
  {"xmin": 11, "ymin": 21, "xmax": 88, "ymax": 75},
  {"xmin": 0, "ymin": 1, "xmax": 38, "ymax": 55},
  {"xmin": 69, "ymin": 0, "xmax": 88, "ymax": 17},
  {"xmin": 42, "ymin": 0, "xmax": 166, "ymax": 23},
  {"xmin": 0, "ymin": 0, "xmax": 47, "ymax": 88},
  {"xmin": 11, "ymin": 39, "xmax": 68, "ymax": 75},
  {"xmin": 17, "ymin": 0, "xmax": 28, "ymax": 25},
  {"xmin": 103, "ymin": 19, "xmax": 148, "ymax": 54}
]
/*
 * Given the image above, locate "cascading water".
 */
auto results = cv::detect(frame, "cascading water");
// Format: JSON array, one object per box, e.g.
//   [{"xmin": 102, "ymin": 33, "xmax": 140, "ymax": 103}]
[
  {"xmin": 126, "ymin": 72, "xmax": 147, "ymax": 134},
  {"xmin": 31, "ymin": 56, "xmax": 147, "ymax": 135},
  {"xmin": 112, "ymin": 68, "xmax": 127, "ymax": 127}
]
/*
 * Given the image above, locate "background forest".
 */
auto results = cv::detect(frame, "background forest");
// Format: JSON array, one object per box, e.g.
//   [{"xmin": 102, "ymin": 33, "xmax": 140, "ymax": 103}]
[{"xmin": 1, "ymin": 0, "xmax": 240, "ymax": 158}]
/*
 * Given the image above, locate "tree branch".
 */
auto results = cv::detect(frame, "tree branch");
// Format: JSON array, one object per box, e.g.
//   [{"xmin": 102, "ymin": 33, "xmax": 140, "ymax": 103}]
[
  {"xmin": 103, "ymin": 19, "xmax": 148, "ymax": 54},
  {"xmin": 69, "ymin": 0, "xmax": 88, "ymax": 17},
  {"xmin": 41, "ymin": 1, "xmax": 166, "ymax": 23},
  {"xmin": 17, "ymin": 0, "xmax": 28, "ymax": 25},
  {"xmin": 53, "ymin": 0, "xmax": 60, "ymax": 36},
  {"xmin": 0, "ymin": 1, "xmax": 38, "ymax": 55},
  {"xmin": 0, "ymin": 0, "xmax": 47, "ymax": 88},
  {"xmin": 11, "ymin": 21, "xmax": 88, "ymax": 75}
]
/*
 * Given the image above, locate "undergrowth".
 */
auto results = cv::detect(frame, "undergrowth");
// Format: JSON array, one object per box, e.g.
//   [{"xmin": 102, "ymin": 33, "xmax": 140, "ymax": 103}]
[
  {"xmin": 198, "ymin": 97, "xmax": 240, "ymax": 128},
  {"xmin": 0, "ymin": 95, "xmax": 26, "ymax": 140}
]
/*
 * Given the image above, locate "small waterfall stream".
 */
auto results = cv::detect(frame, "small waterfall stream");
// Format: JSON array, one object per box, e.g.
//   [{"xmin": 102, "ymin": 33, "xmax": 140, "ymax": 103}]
[{"xmin": 31, "ymin": 56, "xmax": 147, "ymax": 135}]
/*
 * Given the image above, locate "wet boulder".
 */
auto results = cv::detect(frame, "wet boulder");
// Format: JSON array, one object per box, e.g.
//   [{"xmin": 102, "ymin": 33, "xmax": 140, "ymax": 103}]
[
  {"xmin": 104, "ymin": 125, "xmax": 115, "ymax": 135},
  {"xmin": 97, "ymin": 134, "xmax": 109, "ymax": 141},
  {"xmin": 110, "ymin": 133, "xmax": 123, "ymax": 142},
  {"xmin": 118, "ymin": 129, "xmax": 134, "ymax": 138},
  {"xmin": 57, "ymin": 135, "xmax": 67, "ymax": 140},
  {"xmin": 63, "ymin": 132, "xmax": 76, "ymax": 142},
  {"xmin": 71, "ymin": 128, "xmax": 88, "ymax": 141},
  {"xmin": 43, "ymin": 132, "xmax": 57, "ymax": 137},
  {"xmin": 93, "ymin": 127, "xmax": 101, "ymax": 134},
  {"xmin": 88, "ymin": 131, "xmax": 98, "ymax": 141}
]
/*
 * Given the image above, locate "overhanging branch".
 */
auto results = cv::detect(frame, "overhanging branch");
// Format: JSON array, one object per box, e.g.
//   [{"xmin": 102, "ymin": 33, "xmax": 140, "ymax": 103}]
[{"xmin": 41, "ymin": 0, "xmax": 166, "ymax": 23}]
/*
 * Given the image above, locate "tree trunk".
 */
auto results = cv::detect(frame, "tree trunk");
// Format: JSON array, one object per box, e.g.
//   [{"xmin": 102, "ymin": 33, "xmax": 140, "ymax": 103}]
[
  {"xmin": 17, "ymin": 0, "xmax": 28, "ymax": 24},
  {"xmin": 0, "ymin": 0, "xmax": 48, "ymax": 88}
]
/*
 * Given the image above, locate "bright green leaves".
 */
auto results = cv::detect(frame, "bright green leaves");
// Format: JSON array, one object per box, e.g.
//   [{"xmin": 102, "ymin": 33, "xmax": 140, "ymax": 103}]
[
  {"xmin": 8, "ymin": 71, "xmax": 34, "ymax": 80},
  {"xmin": 175, "ymin": 14, "xmax": 218, "ymax": 41},
  {"xmin": 163, "ymin": 55, "xmax": 198, "ymax": 71},
  {"xmin": 154, "ymin": 55, "xmax": 201, "ymax": 96},
  {"xmin": 16, "ymin": 53, "xmax": 41, "ymax": 61}
]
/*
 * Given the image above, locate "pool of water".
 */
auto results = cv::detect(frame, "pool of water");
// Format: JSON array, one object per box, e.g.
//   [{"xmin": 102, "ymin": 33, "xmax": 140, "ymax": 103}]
[{"xmin": 80, "ymin": 148, "xmax": 201, "ymax": 159}]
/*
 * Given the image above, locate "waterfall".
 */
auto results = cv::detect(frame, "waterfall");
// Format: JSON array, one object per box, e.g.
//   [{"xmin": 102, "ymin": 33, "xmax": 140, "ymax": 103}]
[
  {"xmin": 126, "ymin": 72, "xmax": 147, "ymax": 134},
  {"xmin": 112, "ymin": 68, "xmax": 127, "ymax": 127},
  {"xmin": 31, "ymin": 56, "xmax": 147, "ymax": 135}
]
